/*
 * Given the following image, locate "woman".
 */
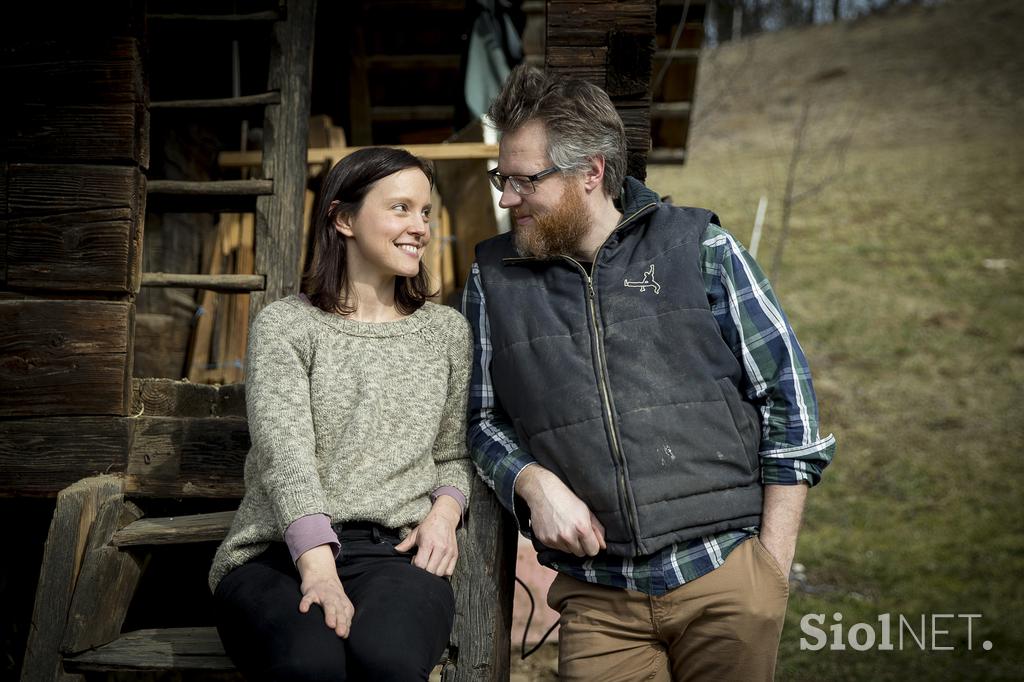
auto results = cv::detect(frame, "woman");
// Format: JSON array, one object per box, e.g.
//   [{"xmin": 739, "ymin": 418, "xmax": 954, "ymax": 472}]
[{"xmin": 209, "ymin": 147, "xmax": 473, "ymax": 681}]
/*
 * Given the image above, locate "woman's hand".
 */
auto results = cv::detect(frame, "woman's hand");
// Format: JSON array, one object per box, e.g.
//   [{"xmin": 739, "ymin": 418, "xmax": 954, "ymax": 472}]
[
  {"xmin": 395, "ymin": 495, "xmax": 461, "ymax": 576},
  {"xmin": 295, "ymin": 544, "xmax": 354, "ymax": 638}
]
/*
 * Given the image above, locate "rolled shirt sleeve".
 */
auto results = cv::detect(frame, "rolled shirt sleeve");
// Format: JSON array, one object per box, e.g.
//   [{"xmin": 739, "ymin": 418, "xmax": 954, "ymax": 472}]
[
  {"xmin": 701, "ymin": 223, "xmax": 835, "ymax": 486},
  {"xmin": 462, "ymin": 263, "xmax": 537, "ymax": 531}
]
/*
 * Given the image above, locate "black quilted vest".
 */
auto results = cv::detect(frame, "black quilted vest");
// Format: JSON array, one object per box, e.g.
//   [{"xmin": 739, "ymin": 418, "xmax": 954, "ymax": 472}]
[{"xmin": 475, "ymin": 178, "xmax": 763, "ymax": 558}]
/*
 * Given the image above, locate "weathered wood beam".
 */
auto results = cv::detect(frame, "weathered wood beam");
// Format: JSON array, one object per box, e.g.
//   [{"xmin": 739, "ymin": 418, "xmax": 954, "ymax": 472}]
[
  {"xmin": 545, "ymin": 0, "xmax": 655, "ymax": 47},
  {"xmin": 132, "ymin": 378, "xmax": 246, "ymax": 419},
  {"xmin": 0, "ymin": 37, "xmax": 144, "ymax": 106},
  {"xmin": 146, "ymin": 11, "xmax": 280, "ymax": 24},
  {"xmin": 655, "ymin": 48, "xmax": 700, "ymax": 62},
  {"xmin": 20, "ymin": 475, "xmax": 125, "ymax": 682},
  {"xmin": 125, "ymin": 416, "xmax": 249, "ymax": 498},
  {"xmin": 0, "ymin": 161, "xmax": 8, "ymax": 215},
  {"xmin": 0, "ymin": 419, "xmax": 131, "ymax": 496},
  {"xmin": 7, "ymin": 163, "xmax": 143, "ymax": 215},
  {"xmin": 62, "ymin": 493, "xmax": 144, "ymax": 654},
  {"xmin": 443, "ymin": 473, "xmax": 516, "ymax": 682},
  {"xmin": 112, "ymin": 511, "xmax": 236, "ymax": 547},
  {"xmin": 3, "ymin": 209, "xmax": 135, "ymax": 292},
  {"xmin": 140, "ymin": 273, "xmax": 266, "ymax": 293},
  {"xmin": 0, "ymin": 413, "xmax": 251, "ymax": 498},
  {"xmin": 146, "ymin": 179, "xmax": 273, "ymax": 196},
  {"xmin": 149, "ymin": 92, "xmax": 281, "ymax": 110},
  {"xmin": 2, "ymin": 163, "xmax": 144, "ymax": 293},
  {"xmin": 545, "ymin": 0, "xmax": 657, "ymax": 182},
  {"xmin": 0, "ymin": 300, "xmax": 133, "ymax": 417},
  {"xmin": 3, "ymin": 103, "xmax": 149, "ymax": 167},
  {"xmin": 145, "ymin": 179, "xmax": 273, "ymax": 213},
  {"xmin": 651, "ymin": 101, "xmax": 693, "ymax": 118},
  {"xmin": 648, "ymin": 148, "xmax": 688, "ymax": 164},
  {"xmin": 219, "ymin": 142, "xmax": 499, "ymax": 168}
]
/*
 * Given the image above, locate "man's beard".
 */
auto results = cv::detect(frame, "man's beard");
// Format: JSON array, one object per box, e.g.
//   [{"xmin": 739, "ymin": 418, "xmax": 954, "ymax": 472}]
[{"xmin": 513, "ymin": 182, "xmax": 590, "ymax": 259}]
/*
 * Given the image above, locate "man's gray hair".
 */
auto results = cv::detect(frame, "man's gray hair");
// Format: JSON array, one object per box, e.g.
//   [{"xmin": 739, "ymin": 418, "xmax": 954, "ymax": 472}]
[{"xmin": 487, "ymin": 64, "xmax": 628, "ymax": 197}]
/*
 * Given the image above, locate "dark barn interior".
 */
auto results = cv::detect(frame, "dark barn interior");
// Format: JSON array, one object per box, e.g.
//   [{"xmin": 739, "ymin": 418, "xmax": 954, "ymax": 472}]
[{"xmin": 0, "ymin": 1, "xmax": 704, "ymax": 679}]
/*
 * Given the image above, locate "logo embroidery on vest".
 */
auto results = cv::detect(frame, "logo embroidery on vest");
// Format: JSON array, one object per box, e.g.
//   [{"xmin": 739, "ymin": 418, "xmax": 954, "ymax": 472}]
[{"xmin": 624, "ymin": 264, "xmax": 661, "ymax": 294}]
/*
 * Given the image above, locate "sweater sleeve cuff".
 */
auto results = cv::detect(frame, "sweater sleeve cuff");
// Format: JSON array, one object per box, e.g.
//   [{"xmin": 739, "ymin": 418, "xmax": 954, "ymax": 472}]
[
  {"xmin": 431, "ymin": 486, "xmax": 467, "ymax": 513},
  {"xmin": 284, "ymin": 513, "xmax": 340, "ymax": 563},
  {"xmin": 431, "ymin": 486, "xmax": 467, "ymax": 528}
]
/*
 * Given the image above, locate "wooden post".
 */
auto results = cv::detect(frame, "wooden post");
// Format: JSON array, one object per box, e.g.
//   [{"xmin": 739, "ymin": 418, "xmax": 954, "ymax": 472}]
[
  {"xmin": 444, "ymin": 474, "xmax": 516, "ymax": 682},
  {"xmin": 61, "ymin": 494, "xmax": 144, "ymax": 654},
  {"xmin": 545, "ymin": 0, "xmax": 657, "ymax": 182},
  {"xmin": 249, "ymin": 0, "xmax": 317, "ymax": 320},
  {"xmin": 20, "ymin": 476, "xmax": 126, "ymax": 682}
]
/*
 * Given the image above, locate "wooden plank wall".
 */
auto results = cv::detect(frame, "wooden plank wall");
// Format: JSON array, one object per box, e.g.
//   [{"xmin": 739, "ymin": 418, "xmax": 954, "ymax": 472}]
[
  {"xmin": 545, "ymin": 0, "xmax": 657, "ymax": 182},
  {"xmin": 0, "ymin": 2, "xmax": 147, "ymax": 494}
]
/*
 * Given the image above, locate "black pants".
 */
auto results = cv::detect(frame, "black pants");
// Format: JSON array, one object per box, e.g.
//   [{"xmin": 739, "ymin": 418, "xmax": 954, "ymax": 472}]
[{"xmin": 213, "ymin": 525, "xmax": 455, "ymax": 681}]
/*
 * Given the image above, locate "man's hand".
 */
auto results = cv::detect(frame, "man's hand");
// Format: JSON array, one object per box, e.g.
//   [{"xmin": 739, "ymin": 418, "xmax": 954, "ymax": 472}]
[
  {"xmin": 759, "ymin": 483, "xmax": 809, "ymax": 578},
  {"xmin": 395, "ymin": 495, "xmax": 461, "ymax": 576},
  {"xmin": 296, "ymin": 544, "xmax": 354, "ymax": 638},
  {"xmin": 515, "ymin": 466, "xmax": 606, "ymax": 557}
]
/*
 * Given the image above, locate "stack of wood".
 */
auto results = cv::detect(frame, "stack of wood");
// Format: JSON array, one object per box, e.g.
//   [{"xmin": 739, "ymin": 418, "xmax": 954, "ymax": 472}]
[{"xmin": 184, "ymin": 211, "xmax": 255, "ymax": 384}]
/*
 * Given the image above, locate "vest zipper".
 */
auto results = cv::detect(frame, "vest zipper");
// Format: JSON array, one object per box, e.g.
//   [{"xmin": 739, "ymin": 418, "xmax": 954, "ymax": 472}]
[
  {"xmin": 574, "ymin": 201, "xmax": 657, "ymax": 554},
  {"xmin": 562, "ymin": 256, "xmax": 643, "ymax": 555},
  {"xmin": 504, "ymin": 201, "xmax": 658, "ymax": 554}
]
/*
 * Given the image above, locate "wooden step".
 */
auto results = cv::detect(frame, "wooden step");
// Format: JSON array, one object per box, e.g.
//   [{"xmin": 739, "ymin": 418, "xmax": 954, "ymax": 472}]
[
  {"xmin": 648, "ymin": 148, "xmax": 688, "ymax": 164},
  {"xmin": 140, "ymin": 273, "xmax": 265, "ymax": 293},
  {"xmin": 654, "ymin": 48, "xmax": 700, "ymax": 62},
  {"xmin": 150, "ymin": 92, "xmax": 281, "ymax": 111},
  {"xmin": 147, "ymin": 11, "xmax": 279, "ymax": 24},
  {"xmin": 651, "ymin": 101, "xmax": 693, "ymax": 119},
  {"xmin": 113, "ymin": 511, "xmax": 236, "ymax": 547},
  {"xmin": 146, "ymin": 179, "xmax": 273, "ymax": 212},
  {"xmin": 147, "ymin": 179, "xmax": 274, "ymax": 197},
  {"xmin": 64, "ymin": 628, "xmax": 234, "ymax": 672}
]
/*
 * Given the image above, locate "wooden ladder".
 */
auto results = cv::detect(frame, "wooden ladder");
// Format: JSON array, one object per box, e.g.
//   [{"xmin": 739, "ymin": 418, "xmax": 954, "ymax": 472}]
[
  {"xmin": 139, "ymin": 0, "xmax": 313, "ymax": 320},
  {"xmin": 20, "ymin": 3, "xmax": 514, "ymax": 678}
]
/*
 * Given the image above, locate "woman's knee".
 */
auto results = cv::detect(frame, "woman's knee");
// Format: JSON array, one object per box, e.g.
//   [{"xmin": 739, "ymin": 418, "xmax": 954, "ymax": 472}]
[{"xmin": 349, "ymin": 645, "xmax": 437, "ymax": 682}]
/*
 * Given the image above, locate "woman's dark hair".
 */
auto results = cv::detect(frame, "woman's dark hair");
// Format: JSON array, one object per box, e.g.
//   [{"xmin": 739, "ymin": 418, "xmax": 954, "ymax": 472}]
[{"xmin": 301, "ymin": 147, "xmax": 435, "ymax": 315}]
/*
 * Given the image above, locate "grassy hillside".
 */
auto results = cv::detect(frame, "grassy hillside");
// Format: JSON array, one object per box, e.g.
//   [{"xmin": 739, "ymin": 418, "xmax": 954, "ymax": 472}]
[{"xmin": 644, "ymin": 0, "xmax": 1024, "ymax": 679}]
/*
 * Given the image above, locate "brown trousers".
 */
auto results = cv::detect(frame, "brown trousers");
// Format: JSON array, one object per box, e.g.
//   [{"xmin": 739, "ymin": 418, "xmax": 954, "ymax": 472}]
[{"xmin": 546, "ymin": 538, "xmax": 789, "ymax": 682}]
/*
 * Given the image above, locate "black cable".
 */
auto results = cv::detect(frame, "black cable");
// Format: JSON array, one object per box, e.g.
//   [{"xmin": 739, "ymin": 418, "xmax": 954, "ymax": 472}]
[{"xmin": 515, "ymin": 576, "xmax": 561, "ymax": 659}]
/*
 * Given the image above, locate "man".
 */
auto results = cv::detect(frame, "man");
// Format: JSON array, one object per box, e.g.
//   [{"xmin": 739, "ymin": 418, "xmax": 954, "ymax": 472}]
[{"xmin": 463, "ymin": 64, "xmax": 835, "ymax": 681}]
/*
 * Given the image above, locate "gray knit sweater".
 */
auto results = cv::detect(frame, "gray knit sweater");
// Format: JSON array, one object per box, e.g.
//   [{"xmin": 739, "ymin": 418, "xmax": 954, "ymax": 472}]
[{"xmin": 209, "ymin": 295, "xmax": 473, "ymax": 591}]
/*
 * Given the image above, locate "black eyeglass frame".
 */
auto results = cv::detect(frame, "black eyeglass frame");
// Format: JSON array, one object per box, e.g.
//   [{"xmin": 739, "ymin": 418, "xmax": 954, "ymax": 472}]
[{"xmin": 487, "ymin": 166, "xmax": 561, "ymax": 195}]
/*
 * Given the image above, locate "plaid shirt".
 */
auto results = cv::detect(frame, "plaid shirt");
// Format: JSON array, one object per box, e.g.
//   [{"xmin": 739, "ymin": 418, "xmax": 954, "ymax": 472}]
[{"xmin": 462, "ymin": 221, "xmax": 836, "ymax": 595}]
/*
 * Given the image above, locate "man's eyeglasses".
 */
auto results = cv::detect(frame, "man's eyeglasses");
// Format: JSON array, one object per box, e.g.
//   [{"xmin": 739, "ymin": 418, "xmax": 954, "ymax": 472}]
[{"xmin": 487, "ymin": 166, "xmax": 561, "ymax": 195}]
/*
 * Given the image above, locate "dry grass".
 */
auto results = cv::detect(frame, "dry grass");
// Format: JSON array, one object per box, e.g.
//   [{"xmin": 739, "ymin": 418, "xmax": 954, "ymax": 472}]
[
  {"xmin": 515, "ymin": 0, "xmax": 1024, "ymax": 679},
  {"xmin": 645, "ymin": 0, "xmax": 1024, "ymax": 679}
]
